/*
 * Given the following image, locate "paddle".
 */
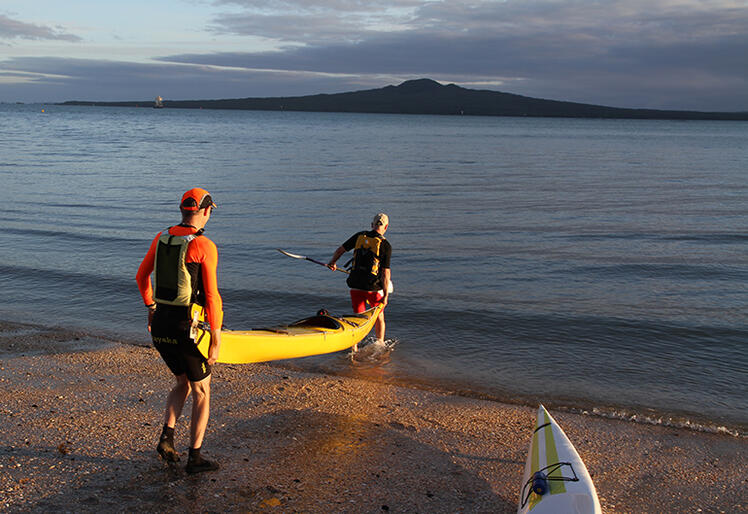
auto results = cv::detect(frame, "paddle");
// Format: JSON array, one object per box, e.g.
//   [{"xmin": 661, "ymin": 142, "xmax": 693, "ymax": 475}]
[{"xmin": 277, "ymin": 248, "xmax": 350, "ymax": 274}]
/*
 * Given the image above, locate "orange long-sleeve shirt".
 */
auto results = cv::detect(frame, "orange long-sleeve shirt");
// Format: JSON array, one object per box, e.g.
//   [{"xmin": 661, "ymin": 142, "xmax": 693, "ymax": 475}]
[{"xmin": 135, "ymin": 225, "xmax": 224, "ymax": 330}]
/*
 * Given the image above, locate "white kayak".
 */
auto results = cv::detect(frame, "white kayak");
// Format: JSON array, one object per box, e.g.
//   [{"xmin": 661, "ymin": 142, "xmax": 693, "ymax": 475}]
[{"xmin": 518, "ymin": 405, "xmax": 602, "ymax": 514}]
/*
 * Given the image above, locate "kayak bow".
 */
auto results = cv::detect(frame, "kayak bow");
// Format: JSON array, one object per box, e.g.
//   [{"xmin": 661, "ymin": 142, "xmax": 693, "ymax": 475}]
[{"xmin": 518, "ymin": 405, "xmax": 602, "ymax": 514}]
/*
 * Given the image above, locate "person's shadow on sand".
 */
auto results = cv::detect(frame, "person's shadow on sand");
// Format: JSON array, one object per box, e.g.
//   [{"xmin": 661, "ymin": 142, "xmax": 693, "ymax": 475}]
[
  {"xmin": 10, "ymin": 409, "xmax": 517, "ymax": 512},
  {"xmin": 208, "ymin": 408, "xmax": 517, "ymax": 513}
]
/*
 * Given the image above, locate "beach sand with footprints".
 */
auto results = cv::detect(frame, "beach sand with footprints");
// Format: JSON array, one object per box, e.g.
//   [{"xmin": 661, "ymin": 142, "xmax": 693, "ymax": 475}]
[{"xmin": 0, "ymin": 321, "xmax": 744, "ymax": 513}]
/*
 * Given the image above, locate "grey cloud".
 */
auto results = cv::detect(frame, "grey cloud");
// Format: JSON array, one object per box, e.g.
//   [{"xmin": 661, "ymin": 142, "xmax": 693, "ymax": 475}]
[
  {"xmin": 0, "ymin": 15, "xmax": 81, "ymax": 42},
  {"xmin": 209, "ymin": 0, "xmax": 748, "ymax": 44},
  {"xmin": 208, "ymin": 0, "xmax": 425, "ymax": 43},
  {"xmin": 0, "ymin": 57, "xmax": 369, "ymax": 102},
  {"xmin": 160, "ymin": 34, "xmax": 511, "ymax": 74},
  {"xmin": 411, "ymin": 0, "xmax": 748, "ymax": 40},
  {"xmin": 160, "ymin": 26, "xmax": 748, "ymax": 81},
  {"xmin": 212, "ymin": 0, "xmax": 421, "ymax": 13},
  {"xmin": 209, "ymin": 8, "xmax": 417, "ymax": 44},
  {"xmin": 209, "ymin": 13, "xmax": 370, "ymax": 42},
  {"xmin": 201, "ymin": 1, "xmax": 748, "ymax": 75}
]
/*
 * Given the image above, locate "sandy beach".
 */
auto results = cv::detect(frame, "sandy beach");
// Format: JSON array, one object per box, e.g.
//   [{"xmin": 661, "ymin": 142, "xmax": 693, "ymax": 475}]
[{"xmin": 0, "ymin": 321, "xmax": 745, "ymax": 513}]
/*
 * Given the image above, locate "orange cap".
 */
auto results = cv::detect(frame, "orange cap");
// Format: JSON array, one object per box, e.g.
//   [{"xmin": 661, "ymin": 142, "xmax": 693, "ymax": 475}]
[{"xmin": 180, "ymin": 187, "xmax": 216, "ymax": 211}]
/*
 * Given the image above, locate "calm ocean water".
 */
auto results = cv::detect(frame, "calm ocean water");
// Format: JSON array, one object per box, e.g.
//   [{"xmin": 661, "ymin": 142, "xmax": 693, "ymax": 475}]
[{"xmin": 1, "ymin": 103, "xmax": 746, "ymax": 435}]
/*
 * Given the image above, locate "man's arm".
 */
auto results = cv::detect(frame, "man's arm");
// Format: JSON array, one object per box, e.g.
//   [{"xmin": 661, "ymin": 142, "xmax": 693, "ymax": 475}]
[
  {"xmin": 381, "ymin": 267, "xmax": 391, "ymax": 306},
  {"xmin": 135, "ymin": 234, "xmax": 160, "ymax": 331},
  {"xmin": 199, "ymin": 239, "xmax": 224, "ymax": 331},
  {"xmin": 327, "ymin": 245, "xmax": 347, "ymax": 271},
  {"xmin": 135, "ymin": 234, "xmax": 160, "ymax": 306},
  {"xmin": 198, "ymin": 238, "xmax": 223, "ymax": 365}
]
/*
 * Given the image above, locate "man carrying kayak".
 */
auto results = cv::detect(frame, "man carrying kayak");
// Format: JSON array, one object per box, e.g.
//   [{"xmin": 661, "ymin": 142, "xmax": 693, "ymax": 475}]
[
  {"xmin": 135, "ymin": 187, "xmax": 223, "ymax": 474},
  {"xmin": 327, "ymin": 213, "xmax": 392, "ymax": 342}
]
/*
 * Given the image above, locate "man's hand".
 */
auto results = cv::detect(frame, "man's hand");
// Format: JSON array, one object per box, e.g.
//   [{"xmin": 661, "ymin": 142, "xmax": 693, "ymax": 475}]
[
  {"xmin": 328, "ymin": 246, "xmax": 346, "ymax": 271},
  {"xmin": 147, "ymin": 306, "xmax": 156, "ymax": 332},
  {"xmin": 207, "ymin": 330, "xmax": 221, "ymax": 366}
]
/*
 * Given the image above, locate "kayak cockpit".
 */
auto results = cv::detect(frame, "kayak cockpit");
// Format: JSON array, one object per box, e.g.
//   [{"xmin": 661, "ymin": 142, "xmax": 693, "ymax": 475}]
[{"xmin": 289, "ymin": 315, "xmax": 343, "ymax": 330}]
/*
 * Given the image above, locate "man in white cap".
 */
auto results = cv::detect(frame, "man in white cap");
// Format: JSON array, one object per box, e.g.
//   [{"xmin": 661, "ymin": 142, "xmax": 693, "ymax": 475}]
[{"xmin": 327, "ymin": 213, "xmax": 392, "ymax": 342}]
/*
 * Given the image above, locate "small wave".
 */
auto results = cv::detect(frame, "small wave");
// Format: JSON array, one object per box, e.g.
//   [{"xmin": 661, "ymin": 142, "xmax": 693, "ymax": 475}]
[
  {"xmin": 44, "ymin": 203, "xmax": 103, "ymax": 210},
  {"xmin": 5, "ymin": 226, "xmax": 142, "ymax": 245},
  {"xmin": 663, "ymin": 233, "xmax": 748, "ymax": 245},
  {"xmin": 565, "ymin": 232, "xmax": 748, "ymax": 245},
  {"xmin": 264, "ymin": 356, "xmax": 748, "ymax": 439},
  {"xmin": 558, "ymin": 405, "xmax": 745, "ymax": 438},
  {"xmin": 572, "ymin": 263, "xmax": 748, "ymax": 281},
  {"xmin": 348, "ymin": 337, "xmax": 397, "ymax": 365}
]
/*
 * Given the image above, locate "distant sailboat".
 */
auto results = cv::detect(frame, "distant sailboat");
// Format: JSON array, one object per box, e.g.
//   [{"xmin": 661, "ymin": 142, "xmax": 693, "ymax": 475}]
[{"xmin": 154, "ymin": 96, "xmax": 164, "ymax": 109}]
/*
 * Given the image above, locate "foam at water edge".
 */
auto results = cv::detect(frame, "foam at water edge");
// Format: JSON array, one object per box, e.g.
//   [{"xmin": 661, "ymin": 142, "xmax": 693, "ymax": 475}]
[{"xmin": 558, "ymin": 406, "xmax": 744, "ymax": 438}]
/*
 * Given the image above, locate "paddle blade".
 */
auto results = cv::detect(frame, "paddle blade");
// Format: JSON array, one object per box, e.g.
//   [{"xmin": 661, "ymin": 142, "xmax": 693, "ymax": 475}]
[{"xmin": 277, "ymin": 248, "xmax": 306, "ymax": 259}]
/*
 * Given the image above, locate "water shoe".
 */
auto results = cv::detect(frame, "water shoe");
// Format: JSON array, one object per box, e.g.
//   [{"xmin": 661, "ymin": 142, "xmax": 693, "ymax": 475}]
[
  {"xmin": 157, "ymin": 439, "xmax": 180, "ymax": 462},
  {"xmin": 186, "ymin": 456, "xmax": 220, "ymax": 474}
]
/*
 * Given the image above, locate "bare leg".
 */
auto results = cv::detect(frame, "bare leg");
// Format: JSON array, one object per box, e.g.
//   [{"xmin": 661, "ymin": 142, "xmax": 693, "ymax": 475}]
[
  {"xmin": 189, "ymin": 374, "xmax": 211, "ymax": 449},
  {"xmin": 164, "ymin": 374, "xmax": 191, "ymax": 428},
  {"xmin": 375, "ymin": 311, "xmax": 385, "ymax": 342},
  {"xmin": 157, "ymin": 374, "xmax": 190, "ymax": 462},
  {"xmin": 184, "ymin": 374, "xmax": 219, "ymax": 473}
]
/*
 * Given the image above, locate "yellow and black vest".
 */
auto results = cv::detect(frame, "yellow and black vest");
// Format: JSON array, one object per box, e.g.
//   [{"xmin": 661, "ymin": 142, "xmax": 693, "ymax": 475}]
[
  {"xmin": 347, "ymin": 232, "xmax": 385, "ymax": 291},
  {"xmin": 153, "ymin": 229, "xmax": 203, "ymax": 307}
]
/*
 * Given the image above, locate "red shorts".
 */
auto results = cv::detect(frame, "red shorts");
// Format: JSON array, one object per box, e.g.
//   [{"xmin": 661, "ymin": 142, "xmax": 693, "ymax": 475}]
[{"xmin": 349, "ymin": 290, "xmax": 384, "ymax": 313}]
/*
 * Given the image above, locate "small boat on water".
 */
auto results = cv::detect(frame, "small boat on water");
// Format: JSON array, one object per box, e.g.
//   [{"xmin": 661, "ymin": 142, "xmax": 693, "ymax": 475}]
[
  {"xmin": 192, "ymin": 304, "xmax": 383, "ymax": 364},
  {"xmin": 154, "ymin": 96, "xmax": 164, "ymax": 108}
]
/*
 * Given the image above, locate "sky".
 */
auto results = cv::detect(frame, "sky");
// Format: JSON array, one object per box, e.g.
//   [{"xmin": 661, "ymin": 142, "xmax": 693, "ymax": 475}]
[{"xmin": 1, "ymin": 0, "xmax": 747, "ymax": 110}]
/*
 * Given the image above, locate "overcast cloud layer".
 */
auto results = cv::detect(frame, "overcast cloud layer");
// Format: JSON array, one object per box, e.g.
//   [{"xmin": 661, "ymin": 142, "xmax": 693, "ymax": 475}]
[{"xmin": 1, "ymin": 0, "xmax": 747, "ymax": 110}]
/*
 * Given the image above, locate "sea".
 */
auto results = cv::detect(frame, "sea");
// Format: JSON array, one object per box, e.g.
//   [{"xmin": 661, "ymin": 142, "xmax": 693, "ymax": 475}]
[{"xmin": 1, "ymin": 103, "xmax": 746, "ymax": 437}]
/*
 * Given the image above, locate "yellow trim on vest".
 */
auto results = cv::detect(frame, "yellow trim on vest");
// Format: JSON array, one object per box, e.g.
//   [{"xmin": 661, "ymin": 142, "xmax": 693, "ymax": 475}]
[{"xmin": 354, "ymin": 234, "xmax": 382, "ymax": 276}]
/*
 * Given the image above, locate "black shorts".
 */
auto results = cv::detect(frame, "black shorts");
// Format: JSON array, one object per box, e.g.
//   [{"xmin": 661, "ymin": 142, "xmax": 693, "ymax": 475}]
[{"xmin": 151, "ymin": 305, "xmax": 211, "ymax": 382}]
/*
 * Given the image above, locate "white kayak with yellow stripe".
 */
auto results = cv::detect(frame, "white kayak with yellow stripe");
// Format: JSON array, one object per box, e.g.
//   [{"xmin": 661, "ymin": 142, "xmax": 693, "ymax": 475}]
[
  {"xmin": 518, "ymin": 405, "xmax": 602, "ymax": 514},
  {"xmin": 191, "ymin": 304, "xmax": 383, "ymax": 364}
]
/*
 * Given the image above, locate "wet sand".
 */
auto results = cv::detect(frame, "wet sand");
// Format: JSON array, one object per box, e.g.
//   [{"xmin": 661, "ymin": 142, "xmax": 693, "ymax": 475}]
[{"xmin": 0, "ymin": 321, "xmax": 745, "ymax": 513}]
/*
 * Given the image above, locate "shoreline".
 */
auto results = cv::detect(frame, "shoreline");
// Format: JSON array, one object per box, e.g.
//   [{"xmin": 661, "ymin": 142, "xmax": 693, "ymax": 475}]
[
  {"xmin": 277, "ymin": 357, "xmax": 747, "ymax": 440},
  {"xmin": 4, "ymin": 317, "xmax": 747, "ymax": 438},
  {"xmin": 1, "ymin": 322, "xmax": 745, "ymax": 512}
]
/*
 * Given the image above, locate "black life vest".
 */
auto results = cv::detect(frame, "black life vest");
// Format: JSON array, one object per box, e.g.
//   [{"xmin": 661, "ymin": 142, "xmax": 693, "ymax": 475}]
[{"xmin": 347, "ymin": 232, "xmax": 385, "ymax": 290}]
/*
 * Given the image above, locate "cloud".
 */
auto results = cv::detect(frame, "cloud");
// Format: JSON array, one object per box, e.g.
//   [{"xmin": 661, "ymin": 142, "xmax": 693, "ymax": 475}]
[
  {"xmin": 0, "ymin": 56, "xmax": 380, "ymax": 102},
  {"xmin": 206, "ymin": 0, "xmax": 748, "ymax": 45},
  {"xmin": 200, "ymin": 0, "xmax": 748, "ymax": 75},
  {"xmin": 207, "ymin": 0, "xmax": 423, "ymax": 44},
  {"xmin": 0, "ymin": 14, "xmax": 81, "ymax": 42}
]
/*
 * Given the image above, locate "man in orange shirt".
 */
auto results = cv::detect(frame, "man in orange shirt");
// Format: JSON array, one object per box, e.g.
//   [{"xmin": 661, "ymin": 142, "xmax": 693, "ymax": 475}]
[{"xmin": 136, "ymin": 188, "xmax": 223, "ymax": 473}]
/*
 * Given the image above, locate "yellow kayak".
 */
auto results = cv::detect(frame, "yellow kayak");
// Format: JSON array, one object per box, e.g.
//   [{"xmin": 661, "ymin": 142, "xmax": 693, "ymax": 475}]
[{"xmin": 192, "ymin": 304, "xmax": 383, "ymax": 364}]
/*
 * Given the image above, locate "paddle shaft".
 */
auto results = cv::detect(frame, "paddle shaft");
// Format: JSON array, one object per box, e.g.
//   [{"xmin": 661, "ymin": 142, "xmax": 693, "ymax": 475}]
[
  {"xmin": 307, "ymin": 256, "xmax": 350, "ymax": 274},
  {"xmin": 277, "ymin": 248, "xmax": 349, "ymax": 274}
]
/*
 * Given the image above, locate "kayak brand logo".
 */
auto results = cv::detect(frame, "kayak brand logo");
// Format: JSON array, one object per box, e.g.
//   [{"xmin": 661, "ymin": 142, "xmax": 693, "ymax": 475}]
[{"xmin": 153, "ymin": 336, "xmax": 179, "ymax": 345}]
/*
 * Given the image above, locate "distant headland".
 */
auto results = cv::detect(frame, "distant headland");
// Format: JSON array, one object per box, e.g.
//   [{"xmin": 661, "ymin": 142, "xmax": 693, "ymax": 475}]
[{"xmin": 59, "ymin": 78, "xmax": 748, "ymax": 121}]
